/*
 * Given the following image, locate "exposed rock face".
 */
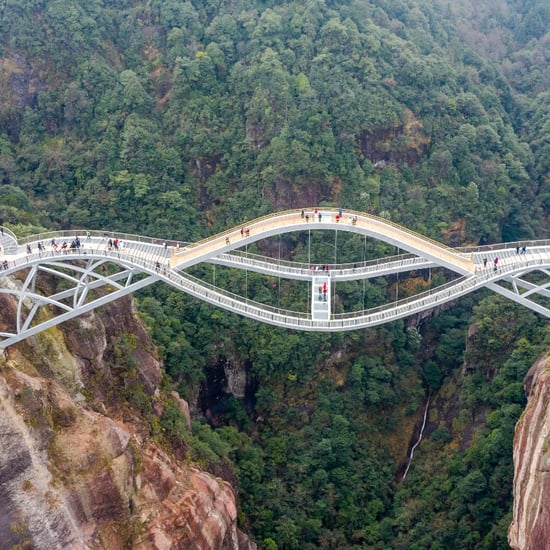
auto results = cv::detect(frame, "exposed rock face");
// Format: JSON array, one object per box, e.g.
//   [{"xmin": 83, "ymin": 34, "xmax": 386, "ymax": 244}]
[
  {"xmin": 134, "ymin": 447, "xmax": 246, "ymax": 550},
  {"xmin": 0, "ymin": 295, "xmax": 256, "ymax": 549},
  {"xmin": 508, "ymin": 355, "xmax": 550, "ymax": 550}
]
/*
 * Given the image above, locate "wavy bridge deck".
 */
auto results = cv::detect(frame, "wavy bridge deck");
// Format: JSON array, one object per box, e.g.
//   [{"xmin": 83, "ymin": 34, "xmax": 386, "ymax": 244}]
[{"xmin": 1, "ymin": 209, "xmax": 549, "ymax": 348}]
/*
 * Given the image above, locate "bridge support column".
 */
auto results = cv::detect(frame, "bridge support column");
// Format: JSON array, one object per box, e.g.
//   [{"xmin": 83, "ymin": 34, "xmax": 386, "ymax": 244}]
[{"xmin": 312, "ymin": 275, "xmax": 331, "ymax": 320}]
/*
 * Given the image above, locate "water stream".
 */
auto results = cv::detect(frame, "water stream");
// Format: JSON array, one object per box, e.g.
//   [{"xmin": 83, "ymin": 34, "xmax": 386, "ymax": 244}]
[{"xmin": 402, "ymin": 397, "xmax": 431, "ymax": 481}]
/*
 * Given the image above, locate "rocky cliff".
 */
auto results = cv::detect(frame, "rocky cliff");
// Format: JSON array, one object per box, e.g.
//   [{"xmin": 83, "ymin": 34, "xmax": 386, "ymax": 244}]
[
  {"xmin": 0, "ymin": 294, "xmax": 256, "ymax": 550},
  {"xmin": 508, "ymin": 354, "xmax": 550, "ymax": 550}
]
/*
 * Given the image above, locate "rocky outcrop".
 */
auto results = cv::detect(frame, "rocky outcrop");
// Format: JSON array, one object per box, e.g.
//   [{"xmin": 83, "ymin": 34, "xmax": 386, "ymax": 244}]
[
  {"xmin": 0, "ymin": 295, "xmax": 256, "ymax": 549},
  {"xmin": 134, "ymin": 446, "xmax": 248, "ymax": 550},
  {"xmin": 508, "ymin": 355, "xmax": 550, "ymax": 550}
]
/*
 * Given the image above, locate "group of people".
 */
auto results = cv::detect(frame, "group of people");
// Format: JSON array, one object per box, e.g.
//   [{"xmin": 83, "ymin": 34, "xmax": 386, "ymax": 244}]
[
  {"xmin": 482, "ymin": 244, "xmax": 528, "ymax": 271},
  {"xmin": 107, "ymin": 237, "xmax": 123, "ymax": 251},
  {"xmin": 301, "ymin": 209, "xmax": 324, "ymax": 222},
  {"xmin": 47, "ymin": 237, "xmax": 82, "ymax": 253},
  {"xmin": 482, "ymin": 257, "xmax": 500, "ymax": 271},
  {"xmin": 300, "ymin": 208, "xmax": 357, "ymax": 225},
  {"xmin": 11, "ymin": 232, "xmax": 169, "ymax": 264}
]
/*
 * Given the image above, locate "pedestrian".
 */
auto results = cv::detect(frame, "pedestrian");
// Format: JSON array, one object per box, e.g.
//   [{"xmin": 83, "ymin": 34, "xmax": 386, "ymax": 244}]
[
  {"xmin": 305, "ymin": 214, "xmax": 309, "ymax": 223},
  {"xmin": 318, "ymin": 212, "xmax": 322, "ymax": 222},
  {"xmin": 86, "ymin": 230, "xmax": 91, "ymax": 240},
  {"xmin": 225, "ymin": 237, "xmax": 230, "ymax": 245},
  {"xmin": 26, "ymin": 244, "xmax": 31, "ymax": 254},
  {"xmin": 155, "ymin": 261, "xmax": 160, "ymax": 272},
  {"xmin": 338, "ymin": 207, "xmax": 343, "ymax": 217},
  {"xmin": 516, "ymin": 246, "xmax": 520, "ymax": 254},
  {"xmin": 241, "ymin": 228, "xmax": 244, "ymax": 238},
  {"xmin": 521, "ymin": 246, "xmax": 526, "ymax": 254},
  {"xmin": 1, "ymin": 227, "xmax": 3, "ymax": 236},
  {"xmin": 483, "ymin": 257, "xmax": 487, "ymax": 267},
  {"xmin": 301, "ymin": 209, "xmax": 305, "ymax": 218}
]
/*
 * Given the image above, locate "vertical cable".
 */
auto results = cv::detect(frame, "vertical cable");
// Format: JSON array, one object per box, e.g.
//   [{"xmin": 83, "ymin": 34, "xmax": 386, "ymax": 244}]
[
  {"xmin": 278, "ymin": 233, "xmax": 281, "ymax": 307},
  {"xmin": 333, "ymin": 229, "xmax": 337, "ymax": 312},
  {"xmin": 362, "ymin": 234, "xmax": 366, "ymax": 310},
  {"xmin": 307, "ymin": 229, "xmax": 311, "ymax": 307},
  {"xmin": 396, "ymin": 246, "xmax": 399, "ymax": 302}
]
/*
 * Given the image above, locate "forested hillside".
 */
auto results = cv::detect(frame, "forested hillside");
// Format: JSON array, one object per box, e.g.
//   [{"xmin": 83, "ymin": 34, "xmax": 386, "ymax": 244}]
[{"xmin": 1, "ymin": 1, "xmax": 549, "ymax": 548}]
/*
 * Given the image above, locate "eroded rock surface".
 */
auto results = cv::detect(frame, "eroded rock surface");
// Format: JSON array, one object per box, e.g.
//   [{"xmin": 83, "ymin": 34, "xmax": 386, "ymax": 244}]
[
  {"xmin": 0, "ymin": 296, "xmax": 255, "ymax": 549},
  {"xmin": 508, "ymin": 355, "xmax": 550, "ymax": 550}
]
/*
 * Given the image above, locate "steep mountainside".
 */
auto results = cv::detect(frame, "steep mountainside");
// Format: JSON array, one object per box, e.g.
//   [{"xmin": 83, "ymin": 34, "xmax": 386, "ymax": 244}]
[
  {"xmin": 509, "ymin": 355, "xmax": 550, "ymax": 550},
  {"xmin": 0, "ymin": 293, "xmax": 255, "ymax": 549}
]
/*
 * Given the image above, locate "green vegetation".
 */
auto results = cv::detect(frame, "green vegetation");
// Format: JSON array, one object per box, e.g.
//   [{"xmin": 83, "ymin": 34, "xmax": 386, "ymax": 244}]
[{"xmin": 1, "ymin": 0, "xmax": 550, "ymax": 548}]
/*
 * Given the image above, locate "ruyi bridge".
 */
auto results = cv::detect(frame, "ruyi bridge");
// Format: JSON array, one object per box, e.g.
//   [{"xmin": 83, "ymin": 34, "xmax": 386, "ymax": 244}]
[{"xmin": 1, "ymin": 208, "xmax": 549, "ymax": 348}]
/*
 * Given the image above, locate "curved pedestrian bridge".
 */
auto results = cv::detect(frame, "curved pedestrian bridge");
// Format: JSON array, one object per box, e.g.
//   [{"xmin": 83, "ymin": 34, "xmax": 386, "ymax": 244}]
[{"xmin": 1, "ymin": 208, "xmax": 549, "ymax": 348}]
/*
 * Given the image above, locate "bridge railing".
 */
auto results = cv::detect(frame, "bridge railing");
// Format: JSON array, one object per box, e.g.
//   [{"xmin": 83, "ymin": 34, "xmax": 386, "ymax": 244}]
[
  {"xmin": 342, "ymin": 208, "xmax": 458, "ymax": 253},
  {"xmin": 457, "ymin": 239, "xmax": 550, "ymax": 253},
  {"xmin": 172, "ymin": 206, "xmax": 463, "ymax": 270},
  {"xmin": 171, "ymin": 250, "xmax": 549, "ymax": 330},
  {"xmin": 178, "ymin": 209, "xmax": 300, "ymax": 252},
  {"xmin": 221, "ymin": 249, "xmax": 420, "ymax": 272},
  {"xmin": 0, "ymin": 241, "xmax": 172, "ymax": 275},
  {"xmin": 163, "ymin": 268, "xmax": 312, "ymax": 320},
  {"xmin": 332, "ymin": 255, "xmax": 550, "ymax": 323},
  {"xmin": 16, "ymin": 229, "xmax": 191, "ymax": 250},
  {"xmin": 0, "ymin": 226, "xmax": 18, "ymax": 241},
  {"xmin": 332, "ymin": 275, "xmax": 470, "ymax": 320}
]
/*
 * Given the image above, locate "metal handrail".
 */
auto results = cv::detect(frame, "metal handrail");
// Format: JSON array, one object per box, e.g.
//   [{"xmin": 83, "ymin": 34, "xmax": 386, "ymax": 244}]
[
  {"xmin": 0, "ymin": 226, "xmax": 18, "ymax": 241},
  {"xmin": 17, "ymin": 229, "xmax": 190, "ymax": 250},
  {"xmin": 219, "ymin": 249, "xmax": 420, "ymax": 271},
  {"xmin": 457, "ymin": 239, "xmax": 550, "ymax": 253}
]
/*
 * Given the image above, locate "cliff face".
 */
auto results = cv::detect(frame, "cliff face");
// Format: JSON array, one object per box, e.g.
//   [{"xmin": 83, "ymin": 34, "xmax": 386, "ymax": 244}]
[
  {"xmin": 0, "ymin": 295, "xmax": 255, "ymax": 550},
  {"xmin": 508, "ymin": 355, "xmax": 550, "ymax": 550}
]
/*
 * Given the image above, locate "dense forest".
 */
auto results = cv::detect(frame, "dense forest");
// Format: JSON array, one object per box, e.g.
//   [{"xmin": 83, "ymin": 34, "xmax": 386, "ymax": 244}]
[{"xmin": 1, "ymin": 0, "xmax": 549, "ymax": 548}]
